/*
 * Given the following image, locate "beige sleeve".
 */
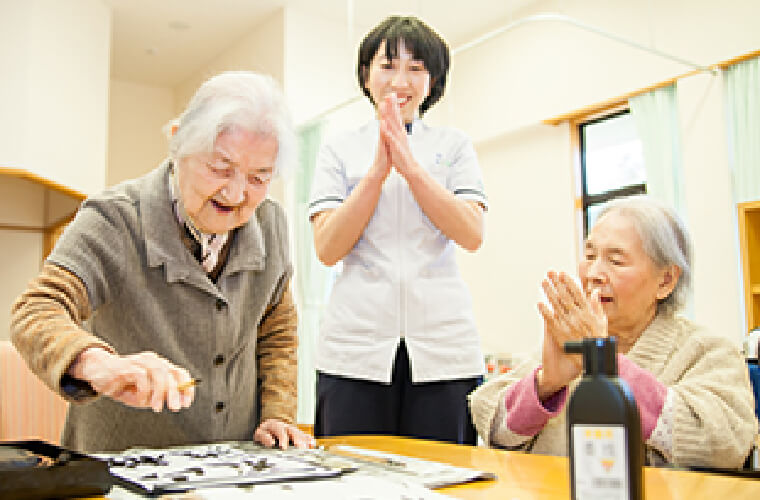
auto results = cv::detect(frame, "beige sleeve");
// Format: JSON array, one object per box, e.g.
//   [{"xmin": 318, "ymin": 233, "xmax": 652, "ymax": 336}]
[
  {"xmin": 668, "ymin": 336, "xmax": 758, "ymax": 468},
  {"xmin": 256, "ymin": 279, "xmax": 298, "ymax": 424},
  {"xmin": 468, "ymin": 355, "xmax": 540, "ymax": 447},
  {"xmin": 10, "ymin": 263, "xmax": 112, "ymax": 398}
]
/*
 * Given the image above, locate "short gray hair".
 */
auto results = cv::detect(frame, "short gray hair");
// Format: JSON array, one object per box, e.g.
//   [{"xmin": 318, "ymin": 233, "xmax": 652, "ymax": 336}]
[
  {"xmin": 597, "ymin": 195, "xmax": 692, "ymax": 315},
  {"xmin": 166, "ymin": 71, "xmax": 295, "ymax": 177}
]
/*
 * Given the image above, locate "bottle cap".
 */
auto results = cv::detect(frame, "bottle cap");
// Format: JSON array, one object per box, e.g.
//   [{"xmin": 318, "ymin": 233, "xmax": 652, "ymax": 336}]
[{"xmin": 564, "ymin": 337, "xmax": 618, "ymax": 376}]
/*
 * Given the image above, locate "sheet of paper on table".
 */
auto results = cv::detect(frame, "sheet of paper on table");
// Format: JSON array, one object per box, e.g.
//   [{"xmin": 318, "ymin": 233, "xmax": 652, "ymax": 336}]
[
  {"xmin": 107, "ymin": 475, "xmax": 452, "ymax": 500},
  {"xmin": 100, "ymin": 441, "xmax": 493, "ymax": 499}
]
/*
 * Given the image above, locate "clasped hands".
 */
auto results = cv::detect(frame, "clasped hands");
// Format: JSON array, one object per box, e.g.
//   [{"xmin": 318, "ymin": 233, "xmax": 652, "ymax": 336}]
[
  {"xmin": 370, "ymin": 93, "xmax": 420, "ymax": 182},
  {"xmin": 535, "ymin": 271, "xmax": 607, "ymax": 400},
  {"xmin": 68, "ymin": 347, "xmax": 313, "ymax": 449}
]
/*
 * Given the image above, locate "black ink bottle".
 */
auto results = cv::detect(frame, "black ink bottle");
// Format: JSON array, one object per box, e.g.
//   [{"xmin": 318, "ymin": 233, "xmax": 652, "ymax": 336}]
[{"xmin": 565, "ymin": 337, "xmax": 643, "ymax": 500}]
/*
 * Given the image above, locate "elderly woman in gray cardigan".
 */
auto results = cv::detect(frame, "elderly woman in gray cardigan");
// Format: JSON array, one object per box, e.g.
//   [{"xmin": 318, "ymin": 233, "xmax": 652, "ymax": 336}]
[
  {"xmin": 11, "ymin": 72, "xmax": 313, "ymax": 452},
  {"xmin": 470, "ymin": 196, "xmax": 757, "ymax": 468}
]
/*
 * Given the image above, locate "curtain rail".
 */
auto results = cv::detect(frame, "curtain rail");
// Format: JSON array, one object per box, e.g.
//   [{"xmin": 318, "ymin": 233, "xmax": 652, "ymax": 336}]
[
  {"xmin": 545, "ymin": 49, "xmax": 760, "ymax": 125},
  {"xmin": 453, "ymin": 13, "xmax": 708, "ymax": 71},
  {"xmin": 298, "ymin": 12, "xmax": 709, "ymax": 129}
]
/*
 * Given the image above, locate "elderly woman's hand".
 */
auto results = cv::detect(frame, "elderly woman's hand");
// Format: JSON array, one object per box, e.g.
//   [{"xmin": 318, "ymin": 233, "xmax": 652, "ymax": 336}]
[
  {"xmin": 535, "ymin": 271, "xmax": 607, "ymax": 397},
  {"xmin": 538, "ymin": 271, "xmax": 607, "ymax": 346},
  {"xmin": 253, "ymin": 419, "xmax": 316, "ymax": 450},
  {"xmin": 68, "ymin": 347, "xmax": 194, "ymax": 412}
]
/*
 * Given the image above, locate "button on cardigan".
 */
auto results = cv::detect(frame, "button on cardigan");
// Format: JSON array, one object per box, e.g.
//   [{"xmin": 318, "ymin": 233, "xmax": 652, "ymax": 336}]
[{"xmin": 11, "ymin": 161, "xmax": 297, "ymax": 452}]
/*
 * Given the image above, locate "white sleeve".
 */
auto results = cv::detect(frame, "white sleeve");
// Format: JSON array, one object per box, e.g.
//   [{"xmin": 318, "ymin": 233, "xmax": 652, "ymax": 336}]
[
  {"xmin": 308, "ymin": 142, "xmax": 347, "ymax": 218},
  {"xmin": 447, "ymin": 133, "xmax": 488, "ymax": 210}
]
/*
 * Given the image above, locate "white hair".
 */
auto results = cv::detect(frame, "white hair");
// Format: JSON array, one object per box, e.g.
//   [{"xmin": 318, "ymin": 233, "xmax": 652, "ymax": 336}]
[
  {"xmin": 597, "ymin": 195, "xmax": 692, "ymax": 315},
  {"xmin": 165, "ymin": 71, "xmax": 295, "ymax": 178}
]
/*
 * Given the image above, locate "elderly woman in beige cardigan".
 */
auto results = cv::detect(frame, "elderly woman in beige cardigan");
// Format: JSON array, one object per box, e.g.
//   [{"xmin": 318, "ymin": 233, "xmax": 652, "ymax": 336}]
[{"xmin": 469, "ymin": 196, "xmax": 757, "ymax": 468}]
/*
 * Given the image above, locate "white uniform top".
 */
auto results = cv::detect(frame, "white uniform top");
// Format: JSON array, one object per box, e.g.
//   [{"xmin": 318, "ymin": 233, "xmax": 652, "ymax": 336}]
[{"xmin": 308, "ymin": 119, "xmax": 488, "ymax": 383}]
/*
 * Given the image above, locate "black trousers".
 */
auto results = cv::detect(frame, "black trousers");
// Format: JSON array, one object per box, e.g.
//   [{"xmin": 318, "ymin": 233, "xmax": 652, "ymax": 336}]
[{"xmin": 314, "ymin": 341, "xmax": 481, "ymax": 445}]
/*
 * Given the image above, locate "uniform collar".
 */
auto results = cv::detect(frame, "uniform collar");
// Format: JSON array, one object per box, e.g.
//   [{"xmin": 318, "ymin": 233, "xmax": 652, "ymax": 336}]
[
  {"xmin": 140, "ymin": 160, "xmax": 265, "ymax": 287},
  {"xmin": 367, "ymin": 117, "xmax": 427, "ymax": 137}
]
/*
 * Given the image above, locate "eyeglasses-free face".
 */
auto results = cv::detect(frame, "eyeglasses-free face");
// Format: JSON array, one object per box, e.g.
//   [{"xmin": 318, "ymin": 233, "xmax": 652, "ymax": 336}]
[
  {"xmin": 579, "ymin": 211, "xmax": 678, "ymax": 343},
  {"xmin": 365, "ymin": 39, "xmax": 431, "ymax": 124},
  {"xmin": 177, "ymin": 127, "xmax": 278, "ymax": 234}
]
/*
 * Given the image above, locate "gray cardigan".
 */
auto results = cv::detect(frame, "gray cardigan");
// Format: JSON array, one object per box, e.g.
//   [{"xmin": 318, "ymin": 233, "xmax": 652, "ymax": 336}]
[{"xmin": 25, "ymin": 162, "xmax": 293, "ymax": 452}]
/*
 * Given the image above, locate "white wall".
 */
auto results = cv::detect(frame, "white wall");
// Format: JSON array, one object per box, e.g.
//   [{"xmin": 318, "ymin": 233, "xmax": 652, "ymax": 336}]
[
  {"xmin": 459, "ymin": 124, "xmax": 577, "ymax": 356},
  {"xmin": 108, "ymin": 80, "xmax": 175, "ymax": 186},
  {"xmin": 0, "ymin": 0, "xmax": 111, "ymax": 196},
  {"xmin": 282, "ymin": 6, "xmax": 357, "ymax": 126},
  {"xmin": 174, "ymin": 10, "xmax": 286, "ymax": 113},
  {"xmin": 0, "ymin": 1, "xmax": 29, "ymax": 171}
]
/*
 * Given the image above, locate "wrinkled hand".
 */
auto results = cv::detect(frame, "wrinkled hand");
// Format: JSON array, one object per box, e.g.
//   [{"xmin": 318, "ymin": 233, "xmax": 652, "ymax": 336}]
[
  {"xmin": 69, "ymin": 347, "xmax": 194, "ymax": 412},
  {"xmin": 536, "ymin": 324, "xmax": 580, "ymax": 400},
  {"xmin": 538, "ymin": 271, "xmax": 607, "ymax": 350},
  {"xmin": 254, "ymin": 419, "xmax": 316, "ymax": 450},
  {"xmin": 378, "ymin": 94, "xmax": 418, "ymax": 178},
  {"xmin": 536, "ymin": 271, "xmax": 607, "ymax": 396}
]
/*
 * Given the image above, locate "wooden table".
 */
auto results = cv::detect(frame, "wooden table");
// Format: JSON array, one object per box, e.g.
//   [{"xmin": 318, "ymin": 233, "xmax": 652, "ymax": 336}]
[{"xmin": 319, "ymin": 435, "xmax": 760, "ymax": 500}]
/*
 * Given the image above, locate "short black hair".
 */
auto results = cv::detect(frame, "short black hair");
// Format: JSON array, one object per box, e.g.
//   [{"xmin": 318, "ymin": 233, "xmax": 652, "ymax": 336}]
[{"xmin": 357, "ymin": 16, "xmax": 450, "ymax": 116}]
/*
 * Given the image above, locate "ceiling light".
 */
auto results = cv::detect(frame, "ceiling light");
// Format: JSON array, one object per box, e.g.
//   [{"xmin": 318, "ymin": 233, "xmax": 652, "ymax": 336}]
[{"xmin": 168, "ymin": 20, "xmax": 190, "ymax": 31}]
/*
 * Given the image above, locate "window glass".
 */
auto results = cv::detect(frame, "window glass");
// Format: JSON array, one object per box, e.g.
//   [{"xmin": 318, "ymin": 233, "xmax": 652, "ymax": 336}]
[
  {"xmin": 580, "ymin": 110, "xmax": 647, "ymax": 236},
  {"xmin": 583, "ymin": 112, "xmax": 645, "ymax": 196}
]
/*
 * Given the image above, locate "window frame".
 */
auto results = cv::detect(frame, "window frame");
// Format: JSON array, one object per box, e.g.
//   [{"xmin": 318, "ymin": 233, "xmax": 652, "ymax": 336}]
[{"xmin": 577, "ymin": 108, "xmax": 647, "ymax": 237}]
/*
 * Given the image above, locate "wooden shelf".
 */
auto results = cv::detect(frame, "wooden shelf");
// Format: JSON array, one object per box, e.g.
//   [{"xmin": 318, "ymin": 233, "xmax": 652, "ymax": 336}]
[
  {"xmin": 739, "ymin": 200, "xmax": 760, "ymax": 333},
  {"xmin": 0, "ymin": 168, "xmax": 83, "ymax": 261}
]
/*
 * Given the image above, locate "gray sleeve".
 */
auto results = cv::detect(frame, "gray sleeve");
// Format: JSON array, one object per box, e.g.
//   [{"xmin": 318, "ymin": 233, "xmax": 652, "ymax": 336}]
[
  {"xmin": 46, "ymin": 197, "xmax": 127, "ymax": 310},
  {"xmin": 269, "ymin": 200, "xmax": 294, "ymax": 305}
]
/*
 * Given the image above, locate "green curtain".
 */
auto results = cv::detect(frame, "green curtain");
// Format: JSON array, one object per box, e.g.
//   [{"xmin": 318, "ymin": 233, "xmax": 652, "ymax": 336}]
[
  {"xmin": 292, "ymin": 121, "xmax": 331, "ymax": 424},
  {"xmin": 629, "ymin": 84, "xmax": 693, "ymax": 317},
  {"xmin": 724, "ymin": 56, "xmax": 760, "ymax": 204},
  {"xmin": 629, "ymin": 84, "xmax": 686, "ymax": 217}
]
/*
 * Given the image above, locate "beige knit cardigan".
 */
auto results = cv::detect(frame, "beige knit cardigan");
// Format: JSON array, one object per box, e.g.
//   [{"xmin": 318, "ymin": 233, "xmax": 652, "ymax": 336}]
[{"xmin": 468, "ymin": 313, "xmax": 758, "ymax": 468}]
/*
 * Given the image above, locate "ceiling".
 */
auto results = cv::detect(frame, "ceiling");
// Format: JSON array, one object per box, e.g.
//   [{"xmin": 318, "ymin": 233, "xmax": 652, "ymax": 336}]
[{"xmin": 105, "ymin": 0, "xmax": 542, "ymax": 88}]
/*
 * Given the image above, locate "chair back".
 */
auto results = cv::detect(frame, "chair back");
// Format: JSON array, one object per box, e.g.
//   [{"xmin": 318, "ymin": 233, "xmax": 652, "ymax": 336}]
[{"xmin": 0, "ymin": 340, "xmax": 68, "ymax": 444}]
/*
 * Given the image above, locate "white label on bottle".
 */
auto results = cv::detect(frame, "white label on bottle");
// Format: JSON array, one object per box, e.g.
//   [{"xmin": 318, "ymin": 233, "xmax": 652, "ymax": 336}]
[{"xmin": 572, "ymin": 425, "xmax": 629, "ymax": 500}]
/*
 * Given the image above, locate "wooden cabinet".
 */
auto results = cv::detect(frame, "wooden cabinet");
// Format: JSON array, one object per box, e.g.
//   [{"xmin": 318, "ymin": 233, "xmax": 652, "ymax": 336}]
[
  {"xmin": 0, "ymin": 168, "xmax": 84, "ymax": 260},
  {"xmin": 739, "ymin": 200, "xmax": 760, "ymax": 333}
]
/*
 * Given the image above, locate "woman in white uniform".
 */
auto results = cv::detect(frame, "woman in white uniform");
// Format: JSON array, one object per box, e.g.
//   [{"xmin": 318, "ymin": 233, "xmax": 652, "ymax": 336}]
[{"xmin": 308, "ymin": 16, "xmax": 488, "ymax": 444}]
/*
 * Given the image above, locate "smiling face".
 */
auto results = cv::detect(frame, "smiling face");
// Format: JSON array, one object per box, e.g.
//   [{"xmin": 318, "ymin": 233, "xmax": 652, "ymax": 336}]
[
  {"xmin": 579, "ymin": 211, "xmax": 678, "ymax": 344},
  {"xmin": 365, "ymin": 39, "xmax": 431, "ymax": 124},
  {"xmin": 176, "ymin": 126, "xmax": 277, "ymax": 234}
]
